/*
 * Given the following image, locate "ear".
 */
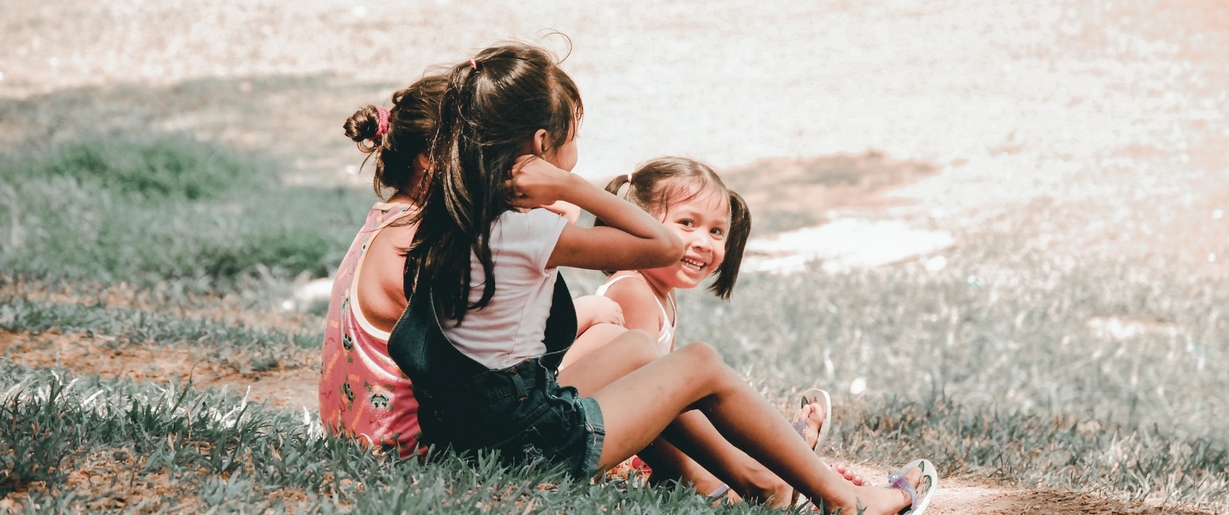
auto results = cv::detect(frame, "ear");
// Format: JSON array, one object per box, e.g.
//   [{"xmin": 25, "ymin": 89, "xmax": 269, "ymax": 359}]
[
  {"xmin": 415, "ymin": 153, "xmax": 431, "ymax": 172},
  {"xmin": 532, "ymin": 128, "xmax": 549, "ymax": 156}
]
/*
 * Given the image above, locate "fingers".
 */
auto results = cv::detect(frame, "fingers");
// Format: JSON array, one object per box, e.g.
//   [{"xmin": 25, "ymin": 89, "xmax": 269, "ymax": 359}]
[{"xmin": 512, "ymin": 154, "xmax": 539, "ymax": 172}]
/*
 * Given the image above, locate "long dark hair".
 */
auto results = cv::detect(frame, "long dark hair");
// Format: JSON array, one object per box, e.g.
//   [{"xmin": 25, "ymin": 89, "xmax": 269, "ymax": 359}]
[
  {"xmin": 603, "ymin": 157, "xmax": 751, "ymax": 300},
  {"xmin": 342, "ymin": 74, "xmax": 448, "ymax": 201},
  {"xmin": 405, "ymin": 41, "xmax": 583, "ymax": 322}
]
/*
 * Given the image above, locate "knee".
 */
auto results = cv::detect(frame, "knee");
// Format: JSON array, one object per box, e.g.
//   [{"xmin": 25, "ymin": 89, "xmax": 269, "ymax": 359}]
[
  {"xmin": 622, "ymin": 329, "xmax": 663, "ymax": 366},
  {"xmin": 676, "ymin": 341, "xmax": 722, "ymax": 366}
]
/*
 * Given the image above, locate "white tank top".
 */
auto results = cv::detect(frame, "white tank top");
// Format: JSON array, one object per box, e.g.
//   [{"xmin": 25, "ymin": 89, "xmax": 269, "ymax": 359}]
[{"xmin": 595, "ymin": 272, "xmax": 675, "ymax": 354}]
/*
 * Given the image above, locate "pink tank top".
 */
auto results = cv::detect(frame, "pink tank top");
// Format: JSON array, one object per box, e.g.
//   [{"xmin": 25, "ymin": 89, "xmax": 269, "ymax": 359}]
[{"xmin": 319, "ymin": 202, "xmax": 422, "ymax": 457}]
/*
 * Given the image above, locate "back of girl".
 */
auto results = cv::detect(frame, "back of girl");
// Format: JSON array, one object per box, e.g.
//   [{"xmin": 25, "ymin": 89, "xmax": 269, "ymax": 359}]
[{"xmin": 318, "ymin": 73, "xmax": 444, "ymax": 457}]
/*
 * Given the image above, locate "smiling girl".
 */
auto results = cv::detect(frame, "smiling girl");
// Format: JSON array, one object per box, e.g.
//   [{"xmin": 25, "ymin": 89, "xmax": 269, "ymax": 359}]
[{"xmin": 562, "ymin": 156, "xmax": 750, "ymax": 361}]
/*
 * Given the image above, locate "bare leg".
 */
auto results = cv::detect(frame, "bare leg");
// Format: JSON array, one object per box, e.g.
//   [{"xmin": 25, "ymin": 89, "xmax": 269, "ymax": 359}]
[
  {"xmin": 590, "ymin": 342, "xmax": 918, "ymax": 515},
  {"xmin": 559, "ymin": 331, "xmax": 788, "ymax": 500},
  {"xmin": 560, "ymin": 322, "xmax": 631, "ymax": 370},
  {"xmin": 559, "ymin": 330, "xmax": 833, "ymax": 507}
]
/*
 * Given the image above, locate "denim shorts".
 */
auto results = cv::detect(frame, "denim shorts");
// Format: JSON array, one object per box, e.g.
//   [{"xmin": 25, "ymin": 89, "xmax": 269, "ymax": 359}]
[{"xmin": 414, "ymin": 357, "xmax": 606, "ymax": 479}]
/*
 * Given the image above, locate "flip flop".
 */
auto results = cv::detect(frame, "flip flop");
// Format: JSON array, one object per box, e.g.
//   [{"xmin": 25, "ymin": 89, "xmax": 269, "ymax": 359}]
[
  {"xmin": 885, "ymin": 458, "xmax": 939, "ymax": 515},
  {"xmin": 788, "ymin": 388, "xmax": 831, "ymax": 508},
  {"xmin": 791, "ymin": 388, "xmax": 832, "ymax": 453},
  {"xmin": 709, "ymin": 388, "xmax": 834, "ymax": 504}
]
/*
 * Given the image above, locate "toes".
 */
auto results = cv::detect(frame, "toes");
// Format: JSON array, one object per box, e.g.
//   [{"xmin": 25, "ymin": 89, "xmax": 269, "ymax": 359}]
[{"xmin": 827, "ymin": 463, "xmax": 863, "ymax": 485}]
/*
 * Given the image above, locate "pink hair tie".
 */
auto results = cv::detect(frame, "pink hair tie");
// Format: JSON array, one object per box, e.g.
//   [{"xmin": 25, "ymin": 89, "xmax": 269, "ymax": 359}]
[
  {"xmin": 470, "ymin": 59, "xmax": 478, "ymax": 71},
  {"xmin": 372, "ymin": 105, "xmax": 391, "ymax": 144}
]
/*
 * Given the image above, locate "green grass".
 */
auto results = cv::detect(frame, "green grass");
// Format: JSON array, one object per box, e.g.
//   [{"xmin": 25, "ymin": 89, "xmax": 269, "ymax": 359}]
[
  {"xmin": 0, "ymin": 137, "xmax": 371, "ymax": 288},
  {"xmin": 1, "ymin": 137, "xmax": 1227, "ymax": 512},
  {"xmin": 0, "ymin": 364, "xmax": 773, "ymax": 514}
]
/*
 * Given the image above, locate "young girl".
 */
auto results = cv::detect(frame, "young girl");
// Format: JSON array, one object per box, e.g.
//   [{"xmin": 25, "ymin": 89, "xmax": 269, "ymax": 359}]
[
  {"xmin": 318, "ymin": 74, "xmax": 446, "ymax": 457},
  {"xmin": 561, "ymin": 157, "xmax": 848, "ymax": 504},
  {"xmin": 318, "ymin": 72, "xmax": 623, "ymax": 458},
  {"xmin": 561, "ymin": 156, "xmax": 749, "ymax": 360},
  {"xmin": 387, "ymin": 41, "xmax": 931, "ymax": 515}
]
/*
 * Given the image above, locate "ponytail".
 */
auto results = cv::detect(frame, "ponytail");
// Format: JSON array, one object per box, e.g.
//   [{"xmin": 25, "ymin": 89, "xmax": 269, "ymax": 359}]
[
  {"xmin": 709, "ymin": 190, "xmax": 750, "ymax": 300},
  {"xmin": 407, "ymin": 42, "xmax": 583, "ymax": 323}
]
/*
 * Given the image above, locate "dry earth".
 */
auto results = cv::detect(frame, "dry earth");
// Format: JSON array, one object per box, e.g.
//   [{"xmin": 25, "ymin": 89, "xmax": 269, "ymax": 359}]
[{"xmin": 3, "ymin": 0, "xmax": 1228, "ymax": 513}]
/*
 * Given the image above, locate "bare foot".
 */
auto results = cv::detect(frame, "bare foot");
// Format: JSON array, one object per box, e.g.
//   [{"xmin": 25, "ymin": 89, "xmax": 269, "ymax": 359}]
[
  {"xmin": 793, "ymin": 399, "xmax": 826, "ymax": 450},
  {"xmin": 828, "ymin": 462, "xmax": 865, "ymax": 486},
  {"xmin": 835, "ymin": 466, "xmax": 921, "ymax": 515}
]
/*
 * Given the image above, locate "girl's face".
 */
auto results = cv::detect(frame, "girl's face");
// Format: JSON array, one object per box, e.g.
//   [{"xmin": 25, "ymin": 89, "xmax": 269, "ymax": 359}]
[{"xmin": 642, "ymin": 188, "xmax": 730, "ymax": 291}]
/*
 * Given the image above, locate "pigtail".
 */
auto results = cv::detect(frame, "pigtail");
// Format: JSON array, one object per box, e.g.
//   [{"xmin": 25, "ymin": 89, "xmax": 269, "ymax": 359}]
[
  {"xmin": 709, "ymin": 190, "xmax": 751, "ymax": 300},
  {"xmin": 604, "ymin": 173, "xmax": 630, "ymax": 197}
]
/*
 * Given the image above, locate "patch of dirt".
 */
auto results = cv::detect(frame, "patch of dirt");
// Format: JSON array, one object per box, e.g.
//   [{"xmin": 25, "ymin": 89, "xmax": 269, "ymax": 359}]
[
  {"xmin": 0, "ymin": 330, "xmax": 320, "ymax": 412},
  {"xmin": 0, "ymin": 276, "xmax": 321, "ymax": 337},
  {"xmin": 840, "ymin": 469, "xmax": 1219, "ymax": 515},
  {"xmin": 724, "ymin": 151, "xmax": 939, "ymax": 218}
]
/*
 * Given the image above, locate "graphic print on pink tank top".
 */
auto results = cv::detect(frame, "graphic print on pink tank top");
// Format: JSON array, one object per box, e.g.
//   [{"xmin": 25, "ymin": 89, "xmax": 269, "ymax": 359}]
[{"xmin": 319, "ymin": 202, "xmax": 422, "ymax": 457}]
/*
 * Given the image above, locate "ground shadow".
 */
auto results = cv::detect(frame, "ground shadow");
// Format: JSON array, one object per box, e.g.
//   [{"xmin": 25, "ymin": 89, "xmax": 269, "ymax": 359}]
[{"xmin": 0, "ymin": 74, "xmax": 404, "ymax": 184}]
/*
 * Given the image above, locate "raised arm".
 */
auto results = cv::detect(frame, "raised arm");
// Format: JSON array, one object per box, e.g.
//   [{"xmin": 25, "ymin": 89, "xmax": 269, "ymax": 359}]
[{"xmin": 510, "ymin": 156, "xmax": 682, "ymax": 271}]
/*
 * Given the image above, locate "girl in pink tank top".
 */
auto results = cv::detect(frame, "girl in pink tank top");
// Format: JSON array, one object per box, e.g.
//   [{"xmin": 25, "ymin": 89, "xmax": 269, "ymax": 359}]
[
  {"xmin": 319, "ymin": 202, "xmax": 420, "ymax": 455},
  {"xmin": 318, "ymin": 74, "xmax": 446, "ymax": 457}
]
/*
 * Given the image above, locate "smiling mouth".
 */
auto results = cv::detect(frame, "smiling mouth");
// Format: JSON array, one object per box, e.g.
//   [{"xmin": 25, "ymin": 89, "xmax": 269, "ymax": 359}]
[{"xmin": 682, "ymin": 258, "xmax": 707, "ymax": 272}]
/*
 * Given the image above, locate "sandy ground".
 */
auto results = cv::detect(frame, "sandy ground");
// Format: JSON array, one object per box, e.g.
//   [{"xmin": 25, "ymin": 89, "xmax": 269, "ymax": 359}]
[{"xmin": 3, "ymin": 0, "xmax": 1228, "ymax": 513}]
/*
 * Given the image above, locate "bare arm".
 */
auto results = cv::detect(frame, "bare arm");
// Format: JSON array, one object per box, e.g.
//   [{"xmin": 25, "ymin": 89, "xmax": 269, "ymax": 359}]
[
  {"xmin": 510, "ymin": 156, "xmax": 682, "ymax": 271},
  {"xmin": 602, "ymin": 275, "xmax": 663, "ymax": 338},
  {"xmin": 573, "ymin": 294, "xmax": 625, "ymax": 336}
]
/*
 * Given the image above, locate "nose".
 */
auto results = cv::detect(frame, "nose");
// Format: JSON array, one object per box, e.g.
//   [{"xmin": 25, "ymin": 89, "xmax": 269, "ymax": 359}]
[{"xmin": 691, "ymin": 232, "xmax": 713, "ymax": 252}]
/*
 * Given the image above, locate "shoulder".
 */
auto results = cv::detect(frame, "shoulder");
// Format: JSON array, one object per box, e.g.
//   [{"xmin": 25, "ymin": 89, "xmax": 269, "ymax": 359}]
[
  {"xmin": 494, "ymin": 209, "xmax": 567, "ymax": 241},
  {"xmin": 501, "ymin": 208, "xmax": 567, "ymax": 227},
  {"xmin": 602, "ymin": 274, "xmax": 659, "ymax": 320}
]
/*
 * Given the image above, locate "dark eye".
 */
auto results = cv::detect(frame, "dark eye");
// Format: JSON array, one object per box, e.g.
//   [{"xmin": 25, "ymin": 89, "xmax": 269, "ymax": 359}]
[
  {"xmin": 711, "ymin": 227, "xmax": 726, "ymax": 238},
  {"xmin": 678, "ymin": 219, "xmax": 695, "ymax": 227}
]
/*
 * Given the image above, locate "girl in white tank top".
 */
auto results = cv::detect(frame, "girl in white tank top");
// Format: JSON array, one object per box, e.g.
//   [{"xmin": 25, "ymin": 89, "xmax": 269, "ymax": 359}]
[{"xmin": 562, "ymin": 156, "xmax": 751, "ymax": 367}]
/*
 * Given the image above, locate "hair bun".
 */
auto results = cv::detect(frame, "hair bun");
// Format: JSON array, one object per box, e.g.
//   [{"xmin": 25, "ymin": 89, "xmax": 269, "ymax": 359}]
[{"xmin": 343, "ymin": 105, "xmax": 384, "ymax": 145}]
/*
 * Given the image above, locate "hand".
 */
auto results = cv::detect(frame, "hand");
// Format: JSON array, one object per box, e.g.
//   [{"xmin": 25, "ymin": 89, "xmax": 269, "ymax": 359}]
[
  {"xmin": 573, "ymin": 295, "xmax": 625, "ymax": 329},
  {"xmin": 509, "ymin": 155, "xmax": 571, "ymax": 209}
]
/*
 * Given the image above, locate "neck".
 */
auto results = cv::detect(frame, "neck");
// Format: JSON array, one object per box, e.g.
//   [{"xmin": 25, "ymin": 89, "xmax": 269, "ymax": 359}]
[
  {"xmin": 387, "ymin": 191, "xmax": 417, "ymax": 205},
  {"xmin": 633, "ymin": 270, "xmax": 674, "ymax": 305}
]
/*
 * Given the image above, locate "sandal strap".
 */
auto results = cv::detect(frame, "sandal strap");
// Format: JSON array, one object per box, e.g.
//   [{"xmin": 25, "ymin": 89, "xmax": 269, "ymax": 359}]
[
  {"xmin": 792, "ymin": 419, "xmax": 808, "ymax": 441},
  {"xmin": 886, "ymin": 470, "xmax": 918, "ymax": 513}
]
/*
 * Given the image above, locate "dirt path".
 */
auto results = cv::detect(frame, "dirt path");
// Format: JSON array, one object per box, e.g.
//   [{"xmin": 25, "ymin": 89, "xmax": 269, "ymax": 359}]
[
  {"xmin": 3, "ymin": 0, "xmax": 1225, "ymax": 226},
  {"xmin": 0, "ymin": 331, "xmax": 319, "ymax": 412}
]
